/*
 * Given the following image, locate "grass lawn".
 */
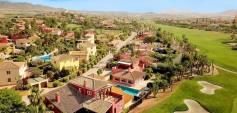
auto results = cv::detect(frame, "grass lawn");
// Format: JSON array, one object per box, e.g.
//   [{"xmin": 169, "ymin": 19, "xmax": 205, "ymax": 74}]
[
  {"xmin": 157, "ymin": 24, "xmax": 237, "ymax": 72},
  {"xmin": 142, "ymin": 24, "xmax": 237, "ymax": 113},
  {"xmin": 66, "ymin": 24, "xmax": 83, "ymax": 29},
  {"xmin": 143, "ymin": 70, "xmax": 237, "ymax": 113}
]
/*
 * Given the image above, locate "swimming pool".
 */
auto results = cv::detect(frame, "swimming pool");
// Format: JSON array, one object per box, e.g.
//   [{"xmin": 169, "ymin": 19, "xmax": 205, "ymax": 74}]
[
  {"xmin": 32, "ymin": 54, "xmax": 52, "ymax": 62},
  {"xmin": 116, "ymin": 85, "xmax": 140, "ymax": 96}
]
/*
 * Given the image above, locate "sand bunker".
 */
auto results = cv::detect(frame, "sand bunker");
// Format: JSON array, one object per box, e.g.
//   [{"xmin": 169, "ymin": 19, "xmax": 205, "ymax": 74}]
[
  {"xmin": 198, "ymin": 81, "xmax": 222, "ymax": 95},
  {"xmin": 174, "ymin": 99, "xmax": 209, "ymax": 113}
]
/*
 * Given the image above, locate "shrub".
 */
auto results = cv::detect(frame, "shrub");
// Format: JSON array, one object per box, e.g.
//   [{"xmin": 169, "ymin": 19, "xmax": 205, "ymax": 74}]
[
  {"xmin": 62, "ymin": 77, "xmax": 69, "ymax": 83},
  {"xmin": 173, "ymin": 104, "xmax": 188, "ymax": 112},
  {"xmin": 53, "ymin": 80, "xmax": 62, "ymax": 87},
  {"xmin": 69, "ymin": 74, "xmax": 77, "ymax": 79}
]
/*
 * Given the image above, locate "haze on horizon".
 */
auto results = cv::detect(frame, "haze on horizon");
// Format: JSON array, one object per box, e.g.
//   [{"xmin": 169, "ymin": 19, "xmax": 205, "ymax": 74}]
[{"xmin": 5, "ymin": 0, "xmax": 237, "ymax": 13}]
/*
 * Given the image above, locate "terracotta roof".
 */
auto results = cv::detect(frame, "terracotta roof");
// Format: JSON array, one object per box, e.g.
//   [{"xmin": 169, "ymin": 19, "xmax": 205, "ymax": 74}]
[
  {"xmin": 70, "ymin": 76, "xmax": 108, "ymax": 90},
  {"xmin": 0, "ymin": 43, "xmax": 9, "ymax": 48},
  {"xmin": 44, "ymin": 84, "xmax": 92, "ymax": 113},
  {"xmin": 28, "ymin": 35, "xmax": 40, "ymax": 42},
  {"xmin": 15, "ymin": 38, "xmax": 30, "ymax": 44},
  {"xmin": 112, "ymin": 70, "xmax": 144, "ymax": 81},
  {"xmin": 0, "ymin": 61, "xmax": 26, "ymax": 69}
]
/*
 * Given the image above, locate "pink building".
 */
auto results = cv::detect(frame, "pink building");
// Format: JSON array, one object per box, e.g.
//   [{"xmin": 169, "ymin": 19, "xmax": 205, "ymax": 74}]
[{"xmin": 44, "ymin": 76, "xmax": 124, "ymax": 113}]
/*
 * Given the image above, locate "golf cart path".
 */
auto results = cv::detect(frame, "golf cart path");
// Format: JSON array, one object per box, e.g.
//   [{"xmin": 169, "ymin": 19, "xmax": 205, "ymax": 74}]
[
  {"xmin": 198, "ymin": 81, "xmax": 222, "ymax": 95},
  {"xmin": 174, "ymin": 99, "xmax": 209, "ymax": 113}
]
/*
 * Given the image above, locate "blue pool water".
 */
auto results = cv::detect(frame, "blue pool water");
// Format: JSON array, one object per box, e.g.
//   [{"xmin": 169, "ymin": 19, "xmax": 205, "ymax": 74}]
[
  {"xmin": 32, "ymin": 54, "xmax": 52, "ymax": 62},
  {"xmin": 39, "ymin": 54, "xmax": 51, "ymax": 62},
  {"xmin": 116, "ymin": 85, "xmax": 140, "ymax": 96}
]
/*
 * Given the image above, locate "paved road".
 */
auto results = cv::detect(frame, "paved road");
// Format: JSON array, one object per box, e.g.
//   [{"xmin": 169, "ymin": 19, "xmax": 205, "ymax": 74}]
[{"xmin": 82, "ymin": 32, "xmax": 137, "ymax": 76}]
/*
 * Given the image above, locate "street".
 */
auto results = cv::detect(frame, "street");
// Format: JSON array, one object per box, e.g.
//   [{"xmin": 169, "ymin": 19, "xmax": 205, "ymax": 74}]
[{"xmin": 82, "ymin": 32, "xmax": 137, "ymax": 76}]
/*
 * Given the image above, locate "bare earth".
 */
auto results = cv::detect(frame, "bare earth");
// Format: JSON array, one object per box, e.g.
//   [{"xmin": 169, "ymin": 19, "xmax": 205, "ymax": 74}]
[
  {"xmin": 129, "ymin": 82, "xmax": 180, "ymax": 113},
  {"xmin": 174, "ymin": 99, "xmax": 209, "ymax": 113},
  {"xmin": 198, "ymin": 81, "xmax": 222, "ymax": 95}
]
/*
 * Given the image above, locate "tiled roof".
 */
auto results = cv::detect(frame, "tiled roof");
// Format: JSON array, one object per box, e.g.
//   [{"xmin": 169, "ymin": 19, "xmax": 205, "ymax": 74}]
[
  {"xmin": 112, "ymin": 70, "xmax": 144, "ymax": 81},
  {"xmin": 0, "ymin": 61, "xmax": 26, "ymax": 69},
  {"xmin": 70, "ymin": 76, "xmax": 108, "ymax": 90},
  {"xmin": 83, "ymin": 98, "xmax": 112, "ymax": 113},
  {"xmin": 44, "ymin": 84, "xmax": 92, "ymax": 113}
]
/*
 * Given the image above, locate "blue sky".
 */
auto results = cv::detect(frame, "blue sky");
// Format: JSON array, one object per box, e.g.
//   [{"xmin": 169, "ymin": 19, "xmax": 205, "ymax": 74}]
[{"xmin": 6, "ymin": 0, "xmax": 237, "ymax": 13}]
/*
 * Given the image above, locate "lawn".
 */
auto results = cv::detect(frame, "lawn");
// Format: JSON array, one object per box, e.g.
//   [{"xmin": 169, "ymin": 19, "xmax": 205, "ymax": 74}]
[
  {"xmin": 144, "ymin": 70, "xmax": 237, "ymax": 113},
  {"xmin": 142, "ymin": 24, "xmax": 237, "ymax": 113},
  {"xmin": 157, "ymin": 24, "xmax": 237, "ymax": 72}
]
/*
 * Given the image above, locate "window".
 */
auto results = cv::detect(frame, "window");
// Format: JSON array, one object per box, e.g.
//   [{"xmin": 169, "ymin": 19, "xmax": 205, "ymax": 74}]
[
  {"xmin": 114, "ymin": 78, "xmax": 120, "ymax": 81},
  {"xmin": 8, "ymin": 78, "xmax": 11, "ymax": 82},
  {"xmin": 6, "ymin": 71, "xmax": 11, "ymax": 75},
  {"xmin": 87, "ymin": 91, "xmax": 92, "ymax": 95},
  {"xmin": 128, "ymin": 80, "xmax": 133, "ymax": 84},
  {"xmin": 121, "ymin": 79, "xmax": 127, "ymax": 83}
]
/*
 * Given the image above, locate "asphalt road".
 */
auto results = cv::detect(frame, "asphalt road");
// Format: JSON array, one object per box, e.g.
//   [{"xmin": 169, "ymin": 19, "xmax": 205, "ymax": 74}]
[{"xmin": 82, "ymin": 32, "xmax": 137, "ymax": 76}]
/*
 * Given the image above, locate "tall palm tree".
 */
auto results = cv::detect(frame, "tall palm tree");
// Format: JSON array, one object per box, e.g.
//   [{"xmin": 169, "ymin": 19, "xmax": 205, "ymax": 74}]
[
  {"xmin": 28, "ymin": 88, "xmax": 46, "ymax": 113},
  {"xmin": 151, "ymin": 74, "xmax": 161, "ymax": 98}
]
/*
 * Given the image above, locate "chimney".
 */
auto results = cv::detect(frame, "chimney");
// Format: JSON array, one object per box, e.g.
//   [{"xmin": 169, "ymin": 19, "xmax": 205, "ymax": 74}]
[
  {"xmin": 84, "ymin": 80, "xmax": 87, "ymax": 88},
  {"xmin": 55, "ymin": 92, "xmax": 60, "ymax": 103}
]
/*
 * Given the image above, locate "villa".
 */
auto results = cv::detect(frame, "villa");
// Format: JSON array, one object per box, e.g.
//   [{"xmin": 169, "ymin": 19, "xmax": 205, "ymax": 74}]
[
  {"xmin": 112, "ymin": 68, "xmax": 145, "ymax": 87},
  {"xmin": 51, "ymin": 54, "xmax": 80, "ymax": 70},
  {"xmin": 15, "ymin": 38, "xmax": 31, "ymax": 49},
  {"xmin": 72, "ymin": 29, "xmax": 97, "ymax": 61},
  {"xmin": 44, "ymin": 76, "xmax": 124, "ymax": 113},
  {"xmin": 64, "ymin": 31, "xmax": 75, "ymax": 40},
  {"xmin": 0, "ymin": 61, "xmax": 28, "ymax": 87}
]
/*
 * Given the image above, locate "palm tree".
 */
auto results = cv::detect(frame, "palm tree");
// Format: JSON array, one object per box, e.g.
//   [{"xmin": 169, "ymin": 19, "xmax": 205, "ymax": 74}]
[
  {"xmin": 144, "ymin": 67, "xmax": 153, "ymax": 80},
  {"xmin": 151, "ymin": 74, "xmax": 161, "ymax": 98},
  {"xmin": 28, "ymin": 88, "xmax": 46, "ymax": 113}
]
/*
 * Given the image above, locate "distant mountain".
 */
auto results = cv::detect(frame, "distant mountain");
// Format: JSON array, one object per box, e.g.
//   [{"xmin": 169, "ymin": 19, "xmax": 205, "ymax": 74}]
[
  {"xmin": 0, "ymin": 1, "xmax": 62, "ymax": 15},
  {"xmin": 0, "ymin": 1, "xmax": 236, "ymax": 20}
]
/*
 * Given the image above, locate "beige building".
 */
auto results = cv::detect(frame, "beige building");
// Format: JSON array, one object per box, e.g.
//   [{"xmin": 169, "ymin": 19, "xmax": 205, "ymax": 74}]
[
  {"xmin": 74, "ymin": 29, "xmax": 97, "ymax": 61},
  {"xmin": 51, "ymin": 54, "xmax": 80, "ymax": 70},
  {"xmin": 0, "ymin": 61, "xmax": 28, "ymax": 86}
]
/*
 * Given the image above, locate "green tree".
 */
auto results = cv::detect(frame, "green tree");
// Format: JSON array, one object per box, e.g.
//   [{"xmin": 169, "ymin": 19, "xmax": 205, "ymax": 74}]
[
  {"xmin": 28, "ymin": 88, "xmax": 46, "ymax": 113},
  {"xmin": 151, "ymin": 74, "xmax": 161, "ymax": 97},
  {"xmin": 97, "ymin": 68, "xmax": 103, "ymax": 75},
  {"xmin": 0, "ymin": 89, "xmax": 26, "ymax": 112}
]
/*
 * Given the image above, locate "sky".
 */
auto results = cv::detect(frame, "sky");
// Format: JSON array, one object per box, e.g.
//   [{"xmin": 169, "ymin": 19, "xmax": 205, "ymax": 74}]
[{"xmin": 5, "ymin": 0, "xmax": 237, "ymax": 13}]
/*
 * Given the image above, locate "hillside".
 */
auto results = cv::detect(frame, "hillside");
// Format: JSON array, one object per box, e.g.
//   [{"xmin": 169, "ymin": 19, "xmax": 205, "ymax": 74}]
[{"xmin": 0, "ymin": 1, "xmax": 62, "ymax": 16}]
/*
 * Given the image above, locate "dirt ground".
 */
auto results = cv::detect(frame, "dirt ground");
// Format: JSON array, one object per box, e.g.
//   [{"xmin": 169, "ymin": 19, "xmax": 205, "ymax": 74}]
[{"xmin": 129, "ymin": 82, "xmax": 181, "ymax": 113}]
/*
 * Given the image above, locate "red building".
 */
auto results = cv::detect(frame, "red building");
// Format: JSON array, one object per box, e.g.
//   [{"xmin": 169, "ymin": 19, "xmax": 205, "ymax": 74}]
[
  {"xmin": 44, "ymin": 76, "xmax": 124, "ymax": 113},
  {"xmin": 0, "ymin": 35, "xmax": 9, "ymax": 43}
]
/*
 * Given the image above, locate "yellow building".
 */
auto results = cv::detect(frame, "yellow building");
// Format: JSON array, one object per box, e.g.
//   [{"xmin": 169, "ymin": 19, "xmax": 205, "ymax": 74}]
[
  {"xmin": 51, "ymin": 54, "xmax": 80, "ymax": 70},
  {"xmin": 0, "ymin": 43, "xmax": 15, "ymax": 55}
]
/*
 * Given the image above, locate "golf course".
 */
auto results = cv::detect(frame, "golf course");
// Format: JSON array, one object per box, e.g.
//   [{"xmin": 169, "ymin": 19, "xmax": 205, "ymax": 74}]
[{"xmin": 143, "ymin": 24, "xmax": 237, "ymax": 113}]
